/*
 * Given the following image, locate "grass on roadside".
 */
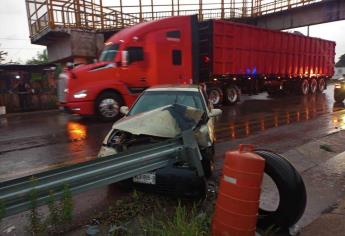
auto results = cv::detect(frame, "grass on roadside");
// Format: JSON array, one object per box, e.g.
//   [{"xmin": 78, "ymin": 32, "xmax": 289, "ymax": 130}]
[{"xmin": 140, "ymin": 201, "xmax": 210, "ymax": 236}]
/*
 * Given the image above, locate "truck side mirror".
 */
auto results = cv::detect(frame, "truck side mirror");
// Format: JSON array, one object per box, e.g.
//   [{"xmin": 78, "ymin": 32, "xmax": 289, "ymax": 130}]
[
  {"xmin": 120, "ymin": 106, "xmax": 129, "ymax": 115},
  {"xmin": 121, "ymin": 51, "xmax": 128, "ymax": 67}
]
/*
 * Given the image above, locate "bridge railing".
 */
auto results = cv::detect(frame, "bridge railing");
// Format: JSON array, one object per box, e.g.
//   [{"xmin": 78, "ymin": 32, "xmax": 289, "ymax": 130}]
[{"xmin": 26, "ymin": 0, "xmax": 324, "ymax": 39}]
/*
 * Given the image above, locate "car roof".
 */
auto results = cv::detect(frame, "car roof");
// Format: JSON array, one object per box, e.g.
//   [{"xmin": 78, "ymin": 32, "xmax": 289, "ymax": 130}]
[{"xmin": 146, "ymin": 84, "xmax": 200, "ymax": 92}]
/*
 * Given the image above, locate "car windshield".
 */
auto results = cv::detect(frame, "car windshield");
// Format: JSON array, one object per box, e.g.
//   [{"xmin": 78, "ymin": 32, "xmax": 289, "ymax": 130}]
[
  {"xmin": 128, "ymin": 91, "xmax": 205, "ymax": 115},
  {"xmin": 99, "ymin": 44, "xmax": 119, "ymax": 62}
]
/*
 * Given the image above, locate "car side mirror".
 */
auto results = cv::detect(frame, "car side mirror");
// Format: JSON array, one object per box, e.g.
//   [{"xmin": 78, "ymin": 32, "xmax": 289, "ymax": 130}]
[
  {"xmin": 209, "ymin": 108, "xmax": 222, "ymax": 117},
  {"xmin": 120, "ymin": 106, "xmax": 129, "ymax": 115}
]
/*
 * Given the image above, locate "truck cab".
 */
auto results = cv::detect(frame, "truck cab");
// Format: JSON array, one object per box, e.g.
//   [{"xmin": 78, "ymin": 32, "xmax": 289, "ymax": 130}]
[{"xmin": 59, "ymin": 16, "xmax": 196, "ymax": 121}]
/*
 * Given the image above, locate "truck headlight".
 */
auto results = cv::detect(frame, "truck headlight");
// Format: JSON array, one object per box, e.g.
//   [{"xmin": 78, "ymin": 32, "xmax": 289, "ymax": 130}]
[
  {"xmin": 73, "ymin": 90, "xmax": 87, "ymax": 99},
  {"xmin": 335, "ymin": 84, "xmax": 342, "ymax": 89}
]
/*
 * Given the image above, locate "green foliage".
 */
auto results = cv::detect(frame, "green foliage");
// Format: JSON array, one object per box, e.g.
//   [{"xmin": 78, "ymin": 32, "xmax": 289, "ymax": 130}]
[
  {"xmin": 335, "ymin": 54, "xmax": 345, "ymax": 67},
  {"xmin": 26, "ymin": 49, "xmax": 48, "ymax": 65},
  {"xmin": 47, "ymin": 190, "xmax": 60, "ymax": 231},
  {"xmin": 61, "ymin": 183, "xmax": 73, "ymax": 224},
  {"xmin": 0, "ymin": 50, "xmax": 8, "ymax": 64},
  {"xmin": 140, "ymin": 202, "xmax": 209, "ymax": 236},
  {"xmin": 29, "ymin": 177, "xmax": 46, "ymax": 235}
]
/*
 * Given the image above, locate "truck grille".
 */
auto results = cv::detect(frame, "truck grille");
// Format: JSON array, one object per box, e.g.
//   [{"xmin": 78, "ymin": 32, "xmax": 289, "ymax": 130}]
[{"xmin": 57, "ymin": 73, "xmax": 67, "ymax": 103}]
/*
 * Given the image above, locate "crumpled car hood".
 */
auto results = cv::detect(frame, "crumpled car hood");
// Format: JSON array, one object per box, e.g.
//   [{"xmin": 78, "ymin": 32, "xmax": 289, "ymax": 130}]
[{"xmin": 113, "ymin": 104, "xmax": 204, "ymax": 138}]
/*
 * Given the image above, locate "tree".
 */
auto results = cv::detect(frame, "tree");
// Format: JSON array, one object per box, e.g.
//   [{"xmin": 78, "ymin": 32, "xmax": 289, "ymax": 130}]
[
  {"xmin": 335, "ymin": 54, "xmax": 345, "ymax": 67},
  {"xmin": 26, "ymin": 49, "xmax": 48, "ymax": 64},
  {"xmin": 0, "ymin": 50, "xmax": 8, "ymax": 64}
]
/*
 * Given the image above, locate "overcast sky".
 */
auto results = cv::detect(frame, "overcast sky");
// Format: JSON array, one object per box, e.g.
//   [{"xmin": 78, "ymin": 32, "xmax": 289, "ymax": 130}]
[{"xmin": 0, "ymin": 0, "xmax": 344, "ymax": 63}]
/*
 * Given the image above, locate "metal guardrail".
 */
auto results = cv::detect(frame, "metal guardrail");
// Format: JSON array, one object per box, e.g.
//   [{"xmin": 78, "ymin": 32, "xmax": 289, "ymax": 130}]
[{"xmin": 0, "ymin": 130, "xmax": 204, "ymax": 218}]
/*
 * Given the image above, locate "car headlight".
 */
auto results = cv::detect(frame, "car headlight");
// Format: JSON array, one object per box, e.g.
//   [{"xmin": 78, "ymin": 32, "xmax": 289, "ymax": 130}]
[
  {"xmin": 335, "ymin": 84, "xmax": 342, "ymax": 89},
  {"xmin": 73, "ymin": 90, "xmax": 87, "ymax": 99}
]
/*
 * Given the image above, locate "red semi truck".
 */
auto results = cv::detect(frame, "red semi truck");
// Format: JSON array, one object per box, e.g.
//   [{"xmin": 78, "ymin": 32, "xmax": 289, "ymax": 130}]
[{"xmin": 58, "ymin": 15, "xmax": 335, "ymax": 121}]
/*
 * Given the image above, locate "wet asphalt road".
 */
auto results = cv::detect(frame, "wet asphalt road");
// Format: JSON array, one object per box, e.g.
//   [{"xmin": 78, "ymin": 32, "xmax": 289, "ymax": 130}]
[
  {"xmin": 0, "ymin": 85, "xmax": 343, "ymax": 181},
  {"xmin": 1, "ymin": 84, "xmax": 345, "ymax": 234}
]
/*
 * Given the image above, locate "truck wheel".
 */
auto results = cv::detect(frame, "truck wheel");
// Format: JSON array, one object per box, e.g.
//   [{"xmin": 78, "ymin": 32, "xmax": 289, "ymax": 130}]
[
  {"xmin": 224, "ymin": 85, "xmax": 240, "ymax": 105},
  {"xmin": 309, "ymin": 78, "xmax": 318, "ymax": 94},
  {"xmin": 95, "ymin": 91, "xmax": 123, "ymax": 121},
  {"xmin": 300, "ymin": 79, "xmax": 309, "ymax": 95},
  {"xmin": 208, "ymin": 87, "xmax": 223, "ymax": 106},
  {"xmin": 318, "ymin": 78, "xmax": 326, "ymax": 93},
  {"xmin": 254, "ymin": 150, "xmax": 306, "ymax": 230}
]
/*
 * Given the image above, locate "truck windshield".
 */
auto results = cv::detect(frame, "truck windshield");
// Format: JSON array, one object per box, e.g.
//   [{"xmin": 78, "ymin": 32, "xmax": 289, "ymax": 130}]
[
  {"xmin": 128, "ymin": 91, "xmax": 205, "ymax": 115},
  {"xmin": 99, "ymin": 44, "xmax": 119, "ymax": 62}
]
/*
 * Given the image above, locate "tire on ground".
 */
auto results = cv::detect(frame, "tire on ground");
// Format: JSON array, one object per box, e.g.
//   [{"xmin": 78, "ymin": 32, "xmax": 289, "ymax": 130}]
[
  {"xmin": 207, "ymin": 87, "xmax": 223, "ymax": 106},
  {"xmin": 254, "ymin": 149, "xmax": 307, "ymax": 230},
  {"xmin": 309, "ymin": 78, "xmax": 318, "ymax": 94},
  {"xmin": 224, "ymin": 85, "xmax": 240, "ymax": 105},
  {"xmin": 317, "ymin": 78, "xmax": 326, "ymax": 93},
  {"xmin": 95, "ymin": 91, "xmax": 123, "ymax": 121}
]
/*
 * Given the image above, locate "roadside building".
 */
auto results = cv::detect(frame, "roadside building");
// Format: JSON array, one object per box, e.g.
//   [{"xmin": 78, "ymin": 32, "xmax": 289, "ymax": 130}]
[{"xmin": 0, "ymin": 64, "xmax": 58, "ymax": 113}]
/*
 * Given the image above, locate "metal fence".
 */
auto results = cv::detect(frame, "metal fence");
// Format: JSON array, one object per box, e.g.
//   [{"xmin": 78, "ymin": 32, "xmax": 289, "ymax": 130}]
[{"xmin": 26, "ymin": 0, "xmax": 322, "ymax": 38}]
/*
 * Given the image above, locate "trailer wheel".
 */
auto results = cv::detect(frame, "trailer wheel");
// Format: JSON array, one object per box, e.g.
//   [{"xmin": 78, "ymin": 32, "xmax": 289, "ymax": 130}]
[
  {"xmin": 254, "ymin": 150, "xmax": 307, "ymax": 230},
  {"xmin": 300, "ymin": 79, "xmax": 309, "ymax": 95},
  {"xmin": 309, "ymin": 78, "xmax": 318, "ymax": 94},
  {"xmin": 95, "ymin": 91, "xmax": 123, "ymax": 121},
  {"xmin": 208, "ymin": 87, "xmax": 223, "ymax": 106},
  {"xmin": 318, "ymin": 78, "xmax": 326, "ymax": 93},
  {"xmin": 224, "ymin": 85, "xmax": 240, "ymax": 105}
]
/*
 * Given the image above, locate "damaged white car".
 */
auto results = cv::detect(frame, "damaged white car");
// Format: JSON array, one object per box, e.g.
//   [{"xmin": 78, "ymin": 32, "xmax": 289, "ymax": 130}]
[{"xmin": 98, "ymin": 85, "xmax": 222, "ymax": 180}]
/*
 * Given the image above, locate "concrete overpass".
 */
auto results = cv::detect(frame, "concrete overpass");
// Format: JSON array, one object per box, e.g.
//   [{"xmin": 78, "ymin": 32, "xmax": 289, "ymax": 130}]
[
  {"xmin": 239, "ymin": 0, "xmax": 345, "ymax": 30},
  {"xmin": 25, "ymin": 0, "xmax": 345, "ymax": 63}
]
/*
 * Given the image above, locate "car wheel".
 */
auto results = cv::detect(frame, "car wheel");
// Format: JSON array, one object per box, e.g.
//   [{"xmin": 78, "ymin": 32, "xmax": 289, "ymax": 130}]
[
  {"xmin": 95, "ymin": 91, "xmax": 123, "ymax": 121},
  {"xmin": 309, "ymin": 78, "xmax": 318, "ymax": 94},
  {"xmin": 224, "ymin": 85, "xmax": 240, "ymax": 105},
  {"xmin": 254, "ymin": 150, "xmax": 307, "ymax": 230},
  {"xmin": 208, "ymin": 87, "xmax": 223, "ymax": 106},
  {"xmin": 318, "ymin": 78, "xmax": 326, "ymax": 93}
]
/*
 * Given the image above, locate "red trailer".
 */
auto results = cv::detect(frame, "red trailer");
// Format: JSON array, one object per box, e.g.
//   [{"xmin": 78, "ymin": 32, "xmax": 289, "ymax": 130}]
[
  {"xmin": 200, "ymin": 19, "xmax": 335, "ymax": 104},
  {"xmin": 58, "ymin": 15, "xmax": 335, "ymax": 120}
]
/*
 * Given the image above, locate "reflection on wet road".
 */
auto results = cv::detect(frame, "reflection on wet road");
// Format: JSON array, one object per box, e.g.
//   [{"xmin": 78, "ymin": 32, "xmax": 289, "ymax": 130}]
[
  {"xmin": 0, "ymin": 85, "xmax": 344, "ymax": 181},
  {"xmin": 214, "ymin": 86, "xmax": 344, "ymax": 142}
]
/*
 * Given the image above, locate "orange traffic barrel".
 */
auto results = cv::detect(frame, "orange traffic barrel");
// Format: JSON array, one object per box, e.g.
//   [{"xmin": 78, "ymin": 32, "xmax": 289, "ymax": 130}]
[{"xmin": 212, "ymin": 144, "xmax": 265, "ymax": 236}]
